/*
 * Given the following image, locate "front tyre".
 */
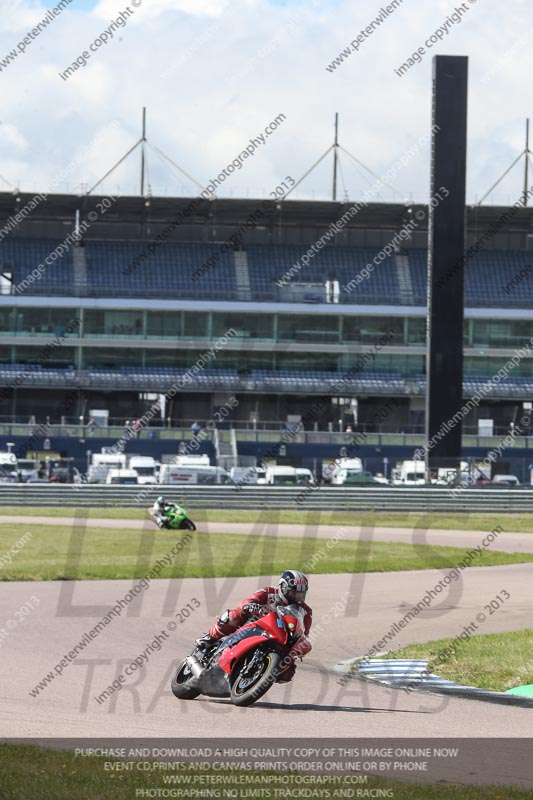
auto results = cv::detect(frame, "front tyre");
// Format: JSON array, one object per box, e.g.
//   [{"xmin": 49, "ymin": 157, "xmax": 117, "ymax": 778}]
[
  {"xmin": 171, "ymin": 660, "xmax": 201, "ymax": 700},
  {"xmin": 180, "ymin": 518, "xmax": 196, "ymax": 531},
  {"xmin": 230, "ymin": 649, "xmax": 281, "ymax": 707}
]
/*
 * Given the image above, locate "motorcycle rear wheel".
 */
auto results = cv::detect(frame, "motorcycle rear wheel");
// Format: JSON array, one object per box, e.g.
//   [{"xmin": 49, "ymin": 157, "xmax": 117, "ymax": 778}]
[
  {"xmin": 171, "ymin": 660, "xmax": 201, "ymax": 700},
  {"xmin": 230, "ymin": 650, "xmax": 281, "ymax": 707}
]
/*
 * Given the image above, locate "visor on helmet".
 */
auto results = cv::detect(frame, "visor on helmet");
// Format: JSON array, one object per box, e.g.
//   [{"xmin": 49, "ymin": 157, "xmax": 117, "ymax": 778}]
[{"xmin": 287, "ymin": 588, "xmax": 307, "ymax": 604}]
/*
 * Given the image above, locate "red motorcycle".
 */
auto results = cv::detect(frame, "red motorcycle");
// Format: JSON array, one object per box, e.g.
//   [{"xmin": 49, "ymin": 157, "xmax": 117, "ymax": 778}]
[{"xmin": 171, "ymin": 605, "xmax": 305, "ymax": 707}]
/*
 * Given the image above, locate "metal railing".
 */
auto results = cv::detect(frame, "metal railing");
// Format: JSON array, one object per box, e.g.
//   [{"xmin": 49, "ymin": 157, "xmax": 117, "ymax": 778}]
[
  {"xmin": 0, "ymin": 484, "xmax": 532, "ymax": 512},
  {"xmin": 0, "ymin": 423, "xmax": 531, "ymax": 450}
]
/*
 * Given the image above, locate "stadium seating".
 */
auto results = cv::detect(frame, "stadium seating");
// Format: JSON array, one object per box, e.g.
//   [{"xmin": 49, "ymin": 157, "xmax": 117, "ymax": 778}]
[
  {"xmin": 0, "ymin": 238, "xmax": 73, "ymax": 294},
  {"xmin": 84, "ymin": 241, "xmax": 236, "ymax": 299},
  {"xmin": 0, "ymin": 364, "xmax": 76, "ymax": 386},
  {"xmin": 408, "ymin": 249, "xmax": 533, "ymax": 307},
  {"xmin": 250, "ymin": 369, "xmax": 405, "ymax": 392},
  {"xmin": 1, "ymin": 364, "xmax": 531, "ymax": 397},
  {"xmin": 246, "ymin": 244, "xmax": 400, "ymax": 303},
  {"xmin": 3, "ymin": 236, "xmax": 533, "ymax": 308}
]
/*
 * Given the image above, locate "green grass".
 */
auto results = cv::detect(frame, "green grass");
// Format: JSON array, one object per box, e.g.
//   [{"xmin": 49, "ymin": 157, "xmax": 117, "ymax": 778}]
[
  {"xmin": 2, "ymin": 505, "xmax": 533, "ymax": 532},
  {"xmin": 0, "ymin": 522, "xmax": 531, "ymax": 581},
  {"xmin": 386, "ymin": 629, "xmax": 533, "ymax": 692},
  {"xmin": 0, "ymin": 744, "xmax": 531, "ymax": 800}
]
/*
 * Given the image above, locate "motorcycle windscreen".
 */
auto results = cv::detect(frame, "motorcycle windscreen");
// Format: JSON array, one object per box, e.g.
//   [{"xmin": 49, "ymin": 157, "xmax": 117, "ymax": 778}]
[{"xmin": 277, "ymin": 605, "xmax": 305, "ymax": 639}]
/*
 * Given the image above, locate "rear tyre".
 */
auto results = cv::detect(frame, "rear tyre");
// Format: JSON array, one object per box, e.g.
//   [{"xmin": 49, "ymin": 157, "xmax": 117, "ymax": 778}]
[
  {"xmin": 171, "ymin": 660, "xmax": 201, "ymax": 700},
  {"xmin": 230, "ymin": 650, "xmax": 281, "ymax": 707}
]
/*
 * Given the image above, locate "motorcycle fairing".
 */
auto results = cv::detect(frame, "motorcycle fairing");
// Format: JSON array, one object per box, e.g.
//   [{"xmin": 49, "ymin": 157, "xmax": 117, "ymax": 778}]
[
  {"xmin": 217, "ymin": 623, "xmax": 265, "ymax": 651},
  {"xmin": 217, "ymin": 619, "xmax": 288, "ymax": 675},
  {"xmin": 193, "ymin": 625, "xmax": 271, "ymax": 696}
]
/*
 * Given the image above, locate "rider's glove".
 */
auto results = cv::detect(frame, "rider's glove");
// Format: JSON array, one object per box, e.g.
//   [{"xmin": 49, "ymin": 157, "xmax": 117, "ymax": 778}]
[{"xmin": 243, "ymin": 602, "xmax": 263, "ymax": 616}]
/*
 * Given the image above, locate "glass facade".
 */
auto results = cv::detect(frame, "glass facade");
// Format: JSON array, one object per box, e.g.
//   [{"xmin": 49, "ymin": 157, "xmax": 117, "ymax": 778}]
[
  {"xmin": 16, "ymin": 345, "xmax": 76, "ymax": 367},
  {"xmin": 468, "ymin": 319, "xmax": 533, "ymax": 347},
  {"xmin": 340, "ymin": 353, "xmax": 425, "ymax": 376},
  {"xmin": 278, "ymin": 314, "xmax": 339, "ymax": 343},
  {"xmin": 11, "ymin": 308, "xmax": 79, "ymax": 336},
  {"xmin": 184, "ymin": 312, "xmax": 209, "ymax": 339},
  {"xmin": 0, "ymin": 307, "xmax": 530, "ymax": 350},
  {"xmin": 343, "ymin": 316, "xmax": 404, "ymax": 344},
  {"xmin": 277, "ymin": 351, "xmax": 339, "ymax": 371},
  {"xmin": 407, "ymin": 317, "xmax": 426, "ymax": 345},
  {"xmin": 464, "ymin": 356, "xmax": 533, "ymax": 377},
  {"xmin": 0, "ymin": 306, "xmax": 529, "ymax": 378},
  {"xmin": 212, "ymin": 313, "xmax": 273, "ymax": 341},
  {"xmin": 83, "ymin": 348, "xmax": 144, "ymax": 368},
  {"xmin": 147, "ymin": 311, "xmax": 182, "ymax": 339},
  {"xmin": 85, "ymin": 309, "xmax": 144, "ymax": 337}
]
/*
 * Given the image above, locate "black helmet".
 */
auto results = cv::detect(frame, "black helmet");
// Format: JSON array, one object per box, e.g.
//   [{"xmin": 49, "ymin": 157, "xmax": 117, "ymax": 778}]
[{"xmin": 278, "ymin": 570, "xmax": 308, "ymax": 606}]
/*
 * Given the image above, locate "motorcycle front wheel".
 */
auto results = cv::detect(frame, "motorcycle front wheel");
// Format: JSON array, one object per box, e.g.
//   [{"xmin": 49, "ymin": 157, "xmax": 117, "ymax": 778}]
[
  {"xmin": 179, "ymin": 518, "xmax": 196, "ymax": 531},
  {"xmin": 171, "ymin": 660, "xmax": 201, "ymax": 700},
  {"xmin": 230, "ymin": 649, "xmax": 281, "ymax": 707}
]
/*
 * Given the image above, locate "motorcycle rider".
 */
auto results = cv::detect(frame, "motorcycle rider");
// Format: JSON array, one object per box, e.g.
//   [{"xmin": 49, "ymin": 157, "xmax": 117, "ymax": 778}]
[
  {"xmin": 195, "ymin": 570, "xmax": 312, "ymax": 682},
  {"xmin": 152, "ymin": 496, "xmax": 173, "ymax": 528}
]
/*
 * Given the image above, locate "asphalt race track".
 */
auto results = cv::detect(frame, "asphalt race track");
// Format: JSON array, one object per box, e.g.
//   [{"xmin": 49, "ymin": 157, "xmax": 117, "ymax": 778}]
[{"xmin": 1, "ymin": 519, "xmax": 532, "ymax": 788}]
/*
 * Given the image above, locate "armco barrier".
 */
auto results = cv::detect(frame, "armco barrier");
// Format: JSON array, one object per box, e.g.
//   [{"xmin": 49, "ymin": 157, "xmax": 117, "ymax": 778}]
[{"xmin": 0, "ymin": 485, "xmax": 532, "ymax": 512}]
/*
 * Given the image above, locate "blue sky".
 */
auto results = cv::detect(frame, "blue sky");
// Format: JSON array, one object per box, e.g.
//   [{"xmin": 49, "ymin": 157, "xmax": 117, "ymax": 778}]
[{"xmin": 1, "ymin": 0, "xmax": 532, "ymax": 204}]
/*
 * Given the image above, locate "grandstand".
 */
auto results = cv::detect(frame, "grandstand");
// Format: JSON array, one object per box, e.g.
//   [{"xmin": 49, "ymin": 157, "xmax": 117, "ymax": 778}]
[{"xmin": 0, "ymin": 190, "xmax": 532, "ymax": 475}]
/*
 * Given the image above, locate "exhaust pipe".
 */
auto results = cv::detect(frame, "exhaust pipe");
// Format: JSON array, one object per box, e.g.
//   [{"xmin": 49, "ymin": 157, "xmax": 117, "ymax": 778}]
[{"xmin": 185, "ymin": 655, "xmax": 204, "ymax": 679}]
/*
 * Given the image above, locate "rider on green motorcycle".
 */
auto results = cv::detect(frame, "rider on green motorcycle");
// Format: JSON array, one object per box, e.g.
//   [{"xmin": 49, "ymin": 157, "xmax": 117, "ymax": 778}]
[
  {"xmin": 151, "ymin": 496, "xmax": 196, "ymax": 531},
  {"xmin": 153, "ymin": 496, "xmax": 178, "ymax": 528}
]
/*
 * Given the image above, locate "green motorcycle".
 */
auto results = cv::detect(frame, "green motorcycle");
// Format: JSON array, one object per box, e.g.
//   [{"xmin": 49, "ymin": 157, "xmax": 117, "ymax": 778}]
[{"xmin": 149, "ymin": 501, "xmax": 196, "ymax": 531}]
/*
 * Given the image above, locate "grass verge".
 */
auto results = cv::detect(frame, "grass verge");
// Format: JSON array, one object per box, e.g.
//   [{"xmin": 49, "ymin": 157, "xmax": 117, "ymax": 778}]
[
  {"xmin": 1, "ymin": 744, "xmax": 531, "ymax": 800},
  {"xmin": 1, "ymin": 506, "xmax": 533, "ymax": 532},
  {"xmin": 0, "ymin": 523, "xmax": 531, "ymax": 581},
  {"xmin": 385, "ymin": 629, "xmax": 533, "ymax": 692}
]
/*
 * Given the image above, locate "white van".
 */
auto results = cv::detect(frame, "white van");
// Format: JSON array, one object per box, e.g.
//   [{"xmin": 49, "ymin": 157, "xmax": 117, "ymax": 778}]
[
  {"xmin": 88, "ymin": 453, "xmax": 127, "ymax": 483},
  {"xmin": 106, "ymin": 469, "xmax": 139, "ymax": 485},
  {"xmin": 392, "ymin": 460, "xmax": 425, "ymax": 486},
  {"xmin": 230, "ymin": 466, "xmax": 267, "ymax": 486},
  {"xmin": 433, "ymin": 461, "xmax": 470, "ymax": 486},
  {"xmin": 265, "ymin": 466, "xmax": 298, "ymax": 486},
  {"xmin": 159, "ymin": 464, "xmax": 231, "ymax": 485},
  {"xmin": 295, "ymin": 468, "xmax": 315, "ymax": 485},
  {"xmin": 129, "ymin": 456, "xmax": 158, "ymax": 484},
  {"xmin": 17, "ymin": 458, "xmax": 37, "ymax": 483}
]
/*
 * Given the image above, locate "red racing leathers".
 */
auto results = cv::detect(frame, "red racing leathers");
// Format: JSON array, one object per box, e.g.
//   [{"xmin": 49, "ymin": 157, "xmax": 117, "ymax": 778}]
[{"xmin": 209, "ymin": 586, "xmax": 313, "ymax": 671}]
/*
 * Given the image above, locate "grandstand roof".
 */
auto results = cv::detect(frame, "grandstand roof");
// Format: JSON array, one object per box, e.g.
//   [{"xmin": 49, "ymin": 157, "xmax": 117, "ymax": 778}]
[{"xmin": 2, "ymin": 191, "xmax": 533, "ymax": 240}]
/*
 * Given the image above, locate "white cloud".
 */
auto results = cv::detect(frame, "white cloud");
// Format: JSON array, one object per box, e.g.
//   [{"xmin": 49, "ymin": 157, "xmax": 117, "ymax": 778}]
[
  {"xmin": 0, "ymin": 122, "xmax": 28, "ymax": 152},
  {"xmin": 93, "ymin": 0, "xmax": 229, "ymax": 20},
  {"xmin": 0, "ymin": 0, "xmax": 531, "ymax": 204}
]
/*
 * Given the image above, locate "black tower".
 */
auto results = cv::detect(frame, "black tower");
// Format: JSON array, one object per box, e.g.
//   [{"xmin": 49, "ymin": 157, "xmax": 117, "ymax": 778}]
[{"xmin": 426, "ymin": 55, "xmax": 468, "ymax": 471}]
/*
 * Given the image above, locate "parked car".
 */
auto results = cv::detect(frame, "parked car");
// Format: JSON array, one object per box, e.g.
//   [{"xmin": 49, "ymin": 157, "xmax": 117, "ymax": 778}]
[
  {"xmin": 342, "ymin": 472, "xmax": 390, "ymax": 486},
  {"xmin": 17, "ymin": 458, "xmax": 37, "ymax": 483},
  {"xmin": 492, "ymin": 474, "xmax": 521, "ymax": 486}
]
